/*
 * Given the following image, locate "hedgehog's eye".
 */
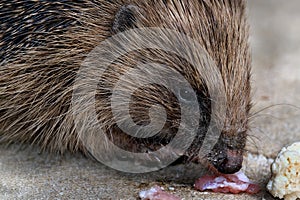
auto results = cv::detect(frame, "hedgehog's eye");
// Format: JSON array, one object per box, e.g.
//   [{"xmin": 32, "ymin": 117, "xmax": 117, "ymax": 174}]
[
  {"xmin": 178, "ymin": 88, "xmax": 197, "ymax": 102},
  {"xmin": 112, "ymin": 5, "xmax": 138, "ymax": 33}
]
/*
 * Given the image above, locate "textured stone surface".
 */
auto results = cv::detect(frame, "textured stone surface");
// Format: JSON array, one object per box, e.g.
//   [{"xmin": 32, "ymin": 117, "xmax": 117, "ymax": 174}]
[{"xmin": 1, "ymin": 0, "xmax": 299, "ymax": 199}]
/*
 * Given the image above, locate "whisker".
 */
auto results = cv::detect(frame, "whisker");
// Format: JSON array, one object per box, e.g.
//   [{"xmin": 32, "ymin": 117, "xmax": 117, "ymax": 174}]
[{"xmin": 249, "ymin": 103, "xmax": 300, "ymax": 119}]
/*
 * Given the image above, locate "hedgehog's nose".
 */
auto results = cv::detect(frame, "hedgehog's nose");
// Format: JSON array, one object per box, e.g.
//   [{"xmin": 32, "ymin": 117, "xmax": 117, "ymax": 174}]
[{"xmin": 212, "ymin": 149, "xmax": 243, "ymax": 174}]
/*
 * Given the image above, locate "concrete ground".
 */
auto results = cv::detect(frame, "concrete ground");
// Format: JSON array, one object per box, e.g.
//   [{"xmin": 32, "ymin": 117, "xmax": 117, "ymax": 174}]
[{"xmin": 1, "ymin": 0, "xmax": 300, "ymax": 199}]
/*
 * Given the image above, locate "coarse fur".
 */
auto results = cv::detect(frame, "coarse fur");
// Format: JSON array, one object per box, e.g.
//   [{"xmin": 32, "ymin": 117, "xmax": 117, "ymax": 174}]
[{"xmin": 0, "ymin": 0, "xmax": 251, "ymax": 174}]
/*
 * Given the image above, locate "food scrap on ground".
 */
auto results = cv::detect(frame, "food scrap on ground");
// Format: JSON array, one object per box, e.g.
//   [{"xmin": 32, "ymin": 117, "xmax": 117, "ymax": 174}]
[
  {"xmin": 194, "ymin": 171, "xmax": 260, "ymax": 194},
  {"xmin": 267, "ymin": 142, "xmax": 300, "ymax": 200},
  {"xmin": 139, "ymin": 186, "xmax": 181, "ymax": 200}
]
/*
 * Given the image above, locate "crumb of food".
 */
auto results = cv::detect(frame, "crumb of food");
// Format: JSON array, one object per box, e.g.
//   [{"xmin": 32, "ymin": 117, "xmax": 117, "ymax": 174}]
[
  {"xmin": 139, "ymin": 185, "xmax": 181, "ymax": 200},
  {"xmin": 267, "ymin": 142, "xmax": 300, "ymax": 200},
  {"xmin": 194, "ymin": 171, "xmax": 260, "ymax": 194}
]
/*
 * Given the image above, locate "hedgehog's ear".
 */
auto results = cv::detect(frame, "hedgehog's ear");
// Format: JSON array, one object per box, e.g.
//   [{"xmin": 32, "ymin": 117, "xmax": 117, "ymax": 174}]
[{"xmin": 112, "ymin": 5, "xmax": 139, "ymax": 33}]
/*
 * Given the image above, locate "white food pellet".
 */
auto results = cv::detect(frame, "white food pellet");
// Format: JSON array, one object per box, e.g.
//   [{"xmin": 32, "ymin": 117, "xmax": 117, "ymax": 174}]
[{"xmin": 267, "ymin": 142, "xmax": 300, "ymax": 200}]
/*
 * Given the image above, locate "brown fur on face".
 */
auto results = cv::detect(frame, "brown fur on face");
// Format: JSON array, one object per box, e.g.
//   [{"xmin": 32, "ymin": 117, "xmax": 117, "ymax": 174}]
[{"xmin": 0, "ymin": 0, "xmax": 251, "ymax": 174}]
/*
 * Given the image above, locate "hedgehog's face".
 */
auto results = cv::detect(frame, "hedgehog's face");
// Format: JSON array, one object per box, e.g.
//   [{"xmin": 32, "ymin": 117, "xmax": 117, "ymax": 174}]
[{"xmin": 101, "ymin": 0, "xmax": 251, "ymax": 174}]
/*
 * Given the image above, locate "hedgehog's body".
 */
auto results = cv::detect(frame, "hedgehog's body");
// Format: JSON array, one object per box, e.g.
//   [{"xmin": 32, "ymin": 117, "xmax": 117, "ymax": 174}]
[{"xmin": 0, "ymin": 0, "xmax": 251, "ymax": 174}]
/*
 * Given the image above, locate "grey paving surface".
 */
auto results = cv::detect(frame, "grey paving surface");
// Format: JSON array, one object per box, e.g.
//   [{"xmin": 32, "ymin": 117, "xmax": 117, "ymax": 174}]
[{"xmin": 1, "ymin": 0, "xmax": 300, "ymax": 199}]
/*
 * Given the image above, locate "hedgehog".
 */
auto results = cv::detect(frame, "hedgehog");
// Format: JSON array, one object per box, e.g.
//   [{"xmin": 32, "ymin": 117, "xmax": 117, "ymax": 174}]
[{"xmin": 0, "ymin": 0, "xmax": 251, "ymax": 174}]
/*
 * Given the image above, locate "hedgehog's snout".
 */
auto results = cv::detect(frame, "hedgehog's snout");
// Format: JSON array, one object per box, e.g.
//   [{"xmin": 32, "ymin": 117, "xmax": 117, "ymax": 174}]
[
  {"xmin": 213, "ymin": 149, "xmax": 243, "ymax": 174},
  {"xmin": 208, "ymin": 141, "xmax": 244, "ymax": 174}
]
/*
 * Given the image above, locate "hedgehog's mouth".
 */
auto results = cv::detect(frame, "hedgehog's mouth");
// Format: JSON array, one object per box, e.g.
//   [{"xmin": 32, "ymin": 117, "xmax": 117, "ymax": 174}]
[
  {"xmin": 171, "ymin": 130, "xmax": 244, "ymax": 175},
  {"xmin": 99, "ymin": 120, "xmax": 244, "ymax": 174},
  {"xmin": 171, "ymin": 147, "xmax": 243, "ymax": 175}
]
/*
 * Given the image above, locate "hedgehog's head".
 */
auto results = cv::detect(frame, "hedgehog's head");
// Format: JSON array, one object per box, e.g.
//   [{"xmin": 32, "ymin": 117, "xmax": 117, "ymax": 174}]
[{"xmin": 75, "ymin": 0, "xmax": 251, "ymax": 174}]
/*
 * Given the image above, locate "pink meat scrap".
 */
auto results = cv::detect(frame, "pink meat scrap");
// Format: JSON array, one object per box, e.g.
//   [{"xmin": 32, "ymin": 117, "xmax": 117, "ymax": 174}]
[
  {"xmin": 139, "ymin": 186, "xmax": 181, "ymax": 200},
  {"xmin": 194, "ymin": 171, "xmax": 260, "ymax": 194}
]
